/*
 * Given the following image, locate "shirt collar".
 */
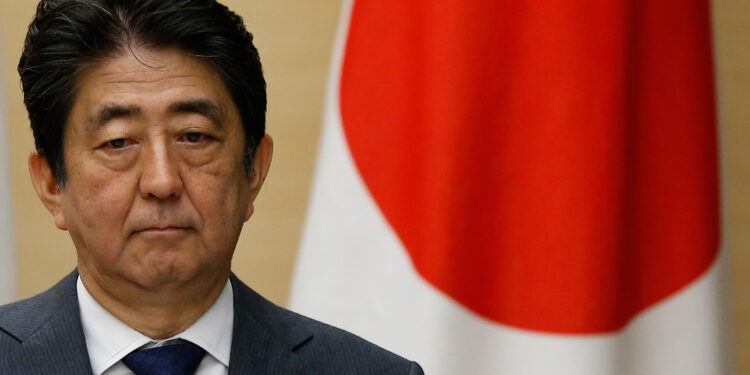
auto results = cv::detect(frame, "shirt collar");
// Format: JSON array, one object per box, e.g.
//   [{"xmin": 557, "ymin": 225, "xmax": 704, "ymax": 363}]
[{"xmin": 77, "ymin": 276, "xmax": 234, "ymax": 375}]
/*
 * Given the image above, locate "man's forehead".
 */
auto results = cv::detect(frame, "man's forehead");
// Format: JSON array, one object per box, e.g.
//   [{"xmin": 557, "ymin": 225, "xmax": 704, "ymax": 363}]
[
  {"xmin": 71, "ymin": 47, "xmax": 235, "ymax": 128},
  {"xmin": 76, "ymin": 47, "xmax": 225, "ymax": 93}
]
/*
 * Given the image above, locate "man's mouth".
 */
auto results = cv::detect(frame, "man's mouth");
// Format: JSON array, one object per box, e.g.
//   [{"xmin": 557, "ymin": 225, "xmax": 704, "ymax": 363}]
[
  {"xmin": 134, "ymin": 225, "xmax": 192, "ymax": 235},
  {"xmin": 141, "ymin": 227, "xmax": 184, "ymax": 232}
]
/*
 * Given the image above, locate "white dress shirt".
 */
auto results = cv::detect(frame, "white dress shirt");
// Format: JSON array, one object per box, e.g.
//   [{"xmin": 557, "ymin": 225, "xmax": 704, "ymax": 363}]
[{"xmin": 77, "ymin": 276, "xmax": 234, "ymax": 375}]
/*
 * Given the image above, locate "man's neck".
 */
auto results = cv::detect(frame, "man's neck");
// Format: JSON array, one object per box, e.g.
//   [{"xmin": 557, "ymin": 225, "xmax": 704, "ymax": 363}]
[{"xmin": 77, "ymin": 265, "xmax": 231, "ymax": 340}]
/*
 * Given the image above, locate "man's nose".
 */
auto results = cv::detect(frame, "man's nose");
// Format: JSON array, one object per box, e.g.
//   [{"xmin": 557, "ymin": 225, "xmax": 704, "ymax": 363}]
[{"xmin": 139, "ymin": 141, "xmax": 183, "ymax": 200}]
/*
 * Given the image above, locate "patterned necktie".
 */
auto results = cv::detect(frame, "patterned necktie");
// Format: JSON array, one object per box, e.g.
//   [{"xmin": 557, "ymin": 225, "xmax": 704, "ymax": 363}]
[{"xmin": 122, "ymin": 340, "xmax": 207, "ymax": 375}]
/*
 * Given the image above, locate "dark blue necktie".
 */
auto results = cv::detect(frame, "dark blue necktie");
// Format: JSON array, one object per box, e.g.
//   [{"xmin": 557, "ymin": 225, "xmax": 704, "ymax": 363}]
[{"xmin": 122, "ymin": 340, "xmax": 206, "ymax": 375}]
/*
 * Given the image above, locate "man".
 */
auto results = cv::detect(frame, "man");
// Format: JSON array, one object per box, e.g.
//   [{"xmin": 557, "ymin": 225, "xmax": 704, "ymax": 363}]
[{"xmin": 0, "ymin": 0, "xmax": 423, "ymax": 374}]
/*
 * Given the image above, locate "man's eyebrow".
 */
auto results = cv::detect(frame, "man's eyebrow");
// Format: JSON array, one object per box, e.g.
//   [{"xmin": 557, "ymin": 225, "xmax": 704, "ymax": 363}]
[
  {"xmin": 89, "ymin": 104, "xmax": 141, "ymax": 131},
  {"xmin": 168, "ymin": 99, "xmax": 227, "ymax": 127}
]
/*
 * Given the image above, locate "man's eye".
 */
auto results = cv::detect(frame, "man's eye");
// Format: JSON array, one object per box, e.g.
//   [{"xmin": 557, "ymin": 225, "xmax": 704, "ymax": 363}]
[
  {"xmin": 106, "ymin": 139, "xmax": 129, "ymax": 148},
  {"xmin": 183, "ymin": 133, "xmax": 208, "ymax": 143}
]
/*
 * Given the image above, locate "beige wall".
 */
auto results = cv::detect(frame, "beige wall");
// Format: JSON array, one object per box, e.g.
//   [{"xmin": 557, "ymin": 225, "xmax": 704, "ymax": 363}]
[
  {"xmin": 1, "ymin": 0, "xmax": 748, "ymax": 372},
  {"xmin": 714, "ymin": 0, "xmax": 750, "ymax": 372}
]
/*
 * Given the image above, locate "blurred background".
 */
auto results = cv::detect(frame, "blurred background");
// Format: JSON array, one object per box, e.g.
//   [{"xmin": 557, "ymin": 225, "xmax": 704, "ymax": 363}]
[{"xmin": 0, "ymin": 0, "xmax": 747, "ymax": 372}]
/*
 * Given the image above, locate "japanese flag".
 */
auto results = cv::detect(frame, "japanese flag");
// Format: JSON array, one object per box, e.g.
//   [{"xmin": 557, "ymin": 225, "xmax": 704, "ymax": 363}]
[{"xmin": 289, "ymin": 0, "xmax": 733, "ymax": 373}]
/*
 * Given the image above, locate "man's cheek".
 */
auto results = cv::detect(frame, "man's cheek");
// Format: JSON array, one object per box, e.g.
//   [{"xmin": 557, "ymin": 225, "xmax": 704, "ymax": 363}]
[
  {"xmin": 186, "ymin": 164, "xmax": 242, "ymax": 201},
  {"xmin": 65, "ymin": 182, "xmax": 130, "ymax": 228}
]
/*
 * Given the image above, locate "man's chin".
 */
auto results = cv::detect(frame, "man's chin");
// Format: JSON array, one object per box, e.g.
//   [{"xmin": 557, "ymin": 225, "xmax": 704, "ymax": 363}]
[{"xmin": 125, "ymin": 255, "xmax": 211, "ymax": 290}]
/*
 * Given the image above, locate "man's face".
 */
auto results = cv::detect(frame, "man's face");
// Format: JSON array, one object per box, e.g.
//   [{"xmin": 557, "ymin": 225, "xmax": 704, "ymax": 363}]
[{"xmin": 37, "ymin": 47, "xmax": 270, "ymax": 288}]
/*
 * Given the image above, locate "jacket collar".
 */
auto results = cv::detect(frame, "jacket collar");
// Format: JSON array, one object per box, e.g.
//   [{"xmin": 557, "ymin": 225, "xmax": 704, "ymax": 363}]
[{"xmin": 228, "ymin": 273, "xmax": 314, "ymax": 373}]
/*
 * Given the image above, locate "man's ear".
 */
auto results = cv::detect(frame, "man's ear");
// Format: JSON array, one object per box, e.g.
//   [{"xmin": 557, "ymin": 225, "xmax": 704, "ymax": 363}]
[
  {"xmin": 28, "ymin": 152, "xmax": 67, "ymax": 230},
  {"xmin": 244, "ymin": 134, "xmax": 273, "ymax": 221}
]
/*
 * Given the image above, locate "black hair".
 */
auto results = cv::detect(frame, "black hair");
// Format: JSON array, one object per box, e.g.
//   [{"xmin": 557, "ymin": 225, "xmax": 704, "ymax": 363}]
[{"xmin": 18, "ymin": 0, "xmax": 266, "ymax": 183}]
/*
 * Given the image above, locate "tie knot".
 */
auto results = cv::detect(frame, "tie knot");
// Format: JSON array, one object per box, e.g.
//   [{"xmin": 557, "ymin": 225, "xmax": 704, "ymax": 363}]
[{"xmin": 122, "ymin": 340, "xmax": 207, "ymax": 375}]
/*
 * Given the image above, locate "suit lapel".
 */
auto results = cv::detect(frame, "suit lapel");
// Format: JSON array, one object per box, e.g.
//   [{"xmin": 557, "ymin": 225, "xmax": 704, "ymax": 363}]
[
  {"xmin": 0, "ymin": 270, "xmax": 93, "ymax": 375},
  {"xmin": 228, "ymin": 274, "xmax": 313, "ymax": 374}
]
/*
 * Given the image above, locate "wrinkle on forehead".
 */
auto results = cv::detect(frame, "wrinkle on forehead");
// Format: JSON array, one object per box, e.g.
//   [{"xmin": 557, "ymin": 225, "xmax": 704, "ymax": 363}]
[
  {"xmin": 74, "ymin": 47, "xmax": 230, "ymax": 111},
  {"xmin": 85, "ymin": 98, "xmax": 228, "ymax": 133}
]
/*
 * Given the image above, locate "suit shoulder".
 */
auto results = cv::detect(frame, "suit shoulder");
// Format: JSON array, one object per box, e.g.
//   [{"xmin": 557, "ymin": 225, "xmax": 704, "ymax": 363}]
[
  {"xmin": 0, "ymin": 271, "xmax": 78, "ymax": 346},
  {"xmin": 285, "ymin": 308, "xmax": 423, "ymax": 374},
  {"xmin": 0, "ymin": 290, "xmax": 53, "ymax": 344},
  {"xmin": 230, "ymin": 275, "xmax": 423, "ymax": 374},
  {"xmin": 0, "ymin": 292, "xmax": 51, "ymax": 355}
]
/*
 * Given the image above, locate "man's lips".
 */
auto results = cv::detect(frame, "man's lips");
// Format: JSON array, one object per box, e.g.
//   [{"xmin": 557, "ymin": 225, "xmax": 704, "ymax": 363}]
[
  {"xmin": 139, "ymin": 227, "xmax": 185, "ymax": 232},
  {"xmin": 132, "ymin": 226, "xmax": 193, "ymax": 234}
]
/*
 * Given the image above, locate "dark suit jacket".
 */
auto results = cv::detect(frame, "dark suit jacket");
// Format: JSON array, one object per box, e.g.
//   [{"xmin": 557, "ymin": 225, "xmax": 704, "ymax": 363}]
[{"xmin": 0, "ymin": 270, "xmax": 423, "ymax": 374}]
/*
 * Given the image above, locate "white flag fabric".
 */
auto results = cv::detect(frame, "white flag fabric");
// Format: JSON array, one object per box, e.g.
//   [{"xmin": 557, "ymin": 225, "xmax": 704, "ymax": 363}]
[
  {"xmin": 289, "ymin": 0, "xmax": 733, "ymax": 373},
  {"xmin": 0, "ymin": 28, "xmax": 17, "ymax": 305}
]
